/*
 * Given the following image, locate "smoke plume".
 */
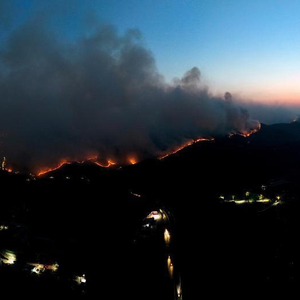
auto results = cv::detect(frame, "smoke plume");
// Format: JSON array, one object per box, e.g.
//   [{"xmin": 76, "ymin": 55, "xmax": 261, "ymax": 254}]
[{"xmin": 0, "ymin": 18, "xmax": 260, "ymax": 171}]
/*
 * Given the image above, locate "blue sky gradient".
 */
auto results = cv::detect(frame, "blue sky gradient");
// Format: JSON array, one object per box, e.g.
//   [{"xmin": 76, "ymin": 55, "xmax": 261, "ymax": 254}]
[{"xmin": 1, "ymin": 0, "xmax": 300, "ymax": 102}]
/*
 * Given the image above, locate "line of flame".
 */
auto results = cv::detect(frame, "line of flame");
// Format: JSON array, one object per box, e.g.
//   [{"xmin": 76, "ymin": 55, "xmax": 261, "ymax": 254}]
[
  {"xmin": 158, "ymin": 138, "xmax": 214, "ymax": 160},
  {"xmin": 37, "ymin": 157, "xmax": 117, "ymax": 176},
  {"xmin": 94, "ymin": 160, "xmax": 116, "ymax": 168},
  {"xmin": 37, "ymin": 160, "xmax": 71, "ymax": 176},
  {"xmin": 36, "ymin": 127, "xmax": 260, "ymax": 176}
]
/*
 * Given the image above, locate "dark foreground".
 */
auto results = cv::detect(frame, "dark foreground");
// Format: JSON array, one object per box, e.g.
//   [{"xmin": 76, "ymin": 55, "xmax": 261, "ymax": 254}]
[{"xmin": 2, "ymin": 122, "xmax": 300, "ymax": 298}]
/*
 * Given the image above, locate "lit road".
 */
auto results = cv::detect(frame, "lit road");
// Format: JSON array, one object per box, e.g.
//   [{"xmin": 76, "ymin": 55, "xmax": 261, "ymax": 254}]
[{"xmin": 136, "ymin": 207, "xmax": 183, "ymax": 300}]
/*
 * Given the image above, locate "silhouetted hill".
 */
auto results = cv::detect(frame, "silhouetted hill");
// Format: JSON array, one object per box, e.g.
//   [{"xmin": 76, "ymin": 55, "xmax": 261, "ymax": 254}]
[
  {"xmin": 17, "ymin": 121, "xmax": 300, "ymax": 198},
  {"xmin": 3, "ymin": 122, "xmax": 300, "ymax": 298},
  {"xmin": 37, "ymin": 160, "xmax": 116, "ymax": 181},
  {"xmin": 250, "ymin": 121, "xmax": 300, "ymax": 145},
  {"xmin": 118, "ymin": 121, "xmax": 300, "ymax": 202}
]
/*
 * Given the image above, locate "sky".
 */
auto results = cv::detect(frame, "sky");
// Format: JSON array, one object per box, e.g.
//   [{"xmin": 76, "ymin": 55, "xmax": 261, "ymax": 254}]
[
  {"xmin": 1, "ymin": 0, "xmax": 300, "ymax": 103},
  {"xmin": 1, "ymin": 0, "xmax": 300, "ymax": 170}
]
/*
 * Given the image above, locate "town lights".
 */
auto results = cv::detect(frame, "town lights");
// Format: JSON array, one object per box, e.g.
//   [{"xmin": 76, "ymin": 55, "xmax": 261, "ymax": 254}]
[
  {"xmin": 31, "ymin": 264, "xmax": 45, "ymax": 275},
  {"xmin": 0, "ymin": 225, "xmax": 8, "ymax": 231},
  {"xmin": 0, "ymin": 250, "xmax": 16, "ymax": 265},
  {"xmin": 47, "ymin": 263, "xmax": 59, "ymax": 272},
  {"xmin": 75, "ymin": 274, "xmax": 87, "ymax": 285},
  {"xmin": 146, "ymin": 211, "xmax": 162, "ymax": 221},
  {"xmin": 28, "ymin": 262, "xmax": 59, "ymax": 275}
]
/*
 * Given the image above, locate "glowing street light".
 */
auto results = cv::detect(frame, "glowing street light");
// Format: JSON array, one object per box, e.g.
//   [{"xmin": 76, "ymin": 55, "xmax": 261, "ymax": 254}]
[
  {"xmin": 167, "ymin": 256, "xmax": 172, "ymax": 268},
  {"xmin": 164, "ymin": 229, "xmax": 171, "ymax": 246},
  {"xmin": 168, "ymin": 263, "xmax": 174, "ymax": 278},
  {"xmin": 176, "ymin": 279, "xmax": 183, "ymax": 299}
]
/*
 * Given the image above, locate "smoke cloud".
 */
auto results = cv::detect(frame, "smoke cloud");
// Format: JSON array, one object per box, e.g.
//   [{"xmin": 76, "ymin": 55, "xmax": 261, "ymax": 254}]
[{"xmin": 0, "ymin": 17, "xmax": 261, "ymax": 171}]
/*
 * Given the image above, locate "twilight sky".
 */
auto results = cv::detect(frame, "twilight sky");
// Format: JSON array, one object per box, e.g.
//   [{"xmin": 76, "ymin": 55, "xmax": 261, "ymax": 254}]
[{"xmin": 1, "ymin": 0, "xmax": 300, "ymax": 103}]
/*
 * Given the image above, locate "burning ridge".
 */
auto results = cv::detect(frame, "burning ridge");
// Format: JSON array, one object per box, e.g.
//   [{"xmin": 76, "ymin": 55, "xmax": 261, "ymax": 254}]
[{"xmin": 0, "ymin": 22, "xmax": 260, "ymax": 173}]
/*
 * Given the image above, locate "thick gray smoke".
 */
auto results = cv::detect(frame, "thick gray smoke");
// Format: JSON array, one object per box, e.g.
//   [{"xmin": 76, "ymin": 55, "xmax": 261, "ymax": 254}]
[{"xmin": 0, "ymin": 19, "xmax": 260, "ymax": 172}]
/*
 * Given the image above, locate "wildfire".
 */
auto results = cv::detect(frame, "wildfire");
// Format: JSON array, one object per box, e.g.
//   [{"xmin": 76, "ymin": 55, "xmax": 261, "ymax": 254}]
[
  {"xmin": 158, "ymin": 138, "xmax": 213, "ymax": 160},
  {"xmin": 239, "ymin": 128, "xmax": 260, "ymax": 137},
  {"xmin": 230, "ymin": 124, "xmax": 262, "ymax": 138},
  {"xmin": 129, "ymin": 157, "xmax": 137, "ymax": 165},
  {"xmin": 35, "ymin": 126, "xmax": 261, "ymax": 177},
  {"xmin": 94, "ymin": 159, "xmax": 116, "ymax": 168},
  {"xmin": 37, "ymin": 160, "xmax": 71, "ymax": 176},
  {"xmin": 37, "ymin": 157, "xmax": 118, "ymax": 177}
]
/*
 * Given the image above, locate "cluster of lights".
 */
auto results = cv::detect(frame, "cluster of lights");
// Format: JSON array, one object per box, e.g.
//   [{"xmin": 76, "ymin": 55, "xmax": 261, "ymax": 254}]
[
  {"xmin": 146, "ymin": 211, "xmax": 162, "ymax": 221},
  {"xmin": 29, "ymin": 262, "xmax": 59, "ymax": 275},
  {"xmin": 220, "ymin": 192, "xmax": 282, "ymax": 205},
  {"xmin": 0, "ymin": 225, "xmax": 8, "ymax": 231},
  {"xmin": 74, "ymin": 274, "xmax": 87, "ymax": 285}
]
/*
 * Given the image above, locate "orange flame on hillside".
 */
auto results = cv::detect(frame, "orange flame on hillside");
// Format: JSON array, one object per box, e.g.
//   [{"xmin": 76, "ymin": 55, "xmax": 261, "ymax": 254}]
[
  {"xmin": 37, "ymin": 157, "xmax": 117, "ymax": 176},
  {"xmin": 37, "ymin": 160, "xmax": 71, "ymax": 176},
  {"xmin": 128, "ymin": 157, "xmax": 138, "ymax": 165},
  {"xmin": 36, "ymin": 126, "xmax": 261, "ymax": 176},
  {"xmin": 94, "ymin": 159, "xmax": 116, "ymax": 168},
  {"xmin": 230, "ymin": 124, "xmax": 262, "ymax": 138},
  {"xmin": 158, "ymin": 138, "xmax": 214, "ymax": 160}
]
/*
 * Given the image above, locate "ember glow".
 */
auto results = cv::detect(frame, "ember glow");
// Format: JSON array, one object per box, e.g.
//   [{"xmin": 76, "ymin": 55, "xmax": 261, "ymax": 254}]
[{"xmin": 128, "ymin": 157, "xmax": 138, "ymax": 165}]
